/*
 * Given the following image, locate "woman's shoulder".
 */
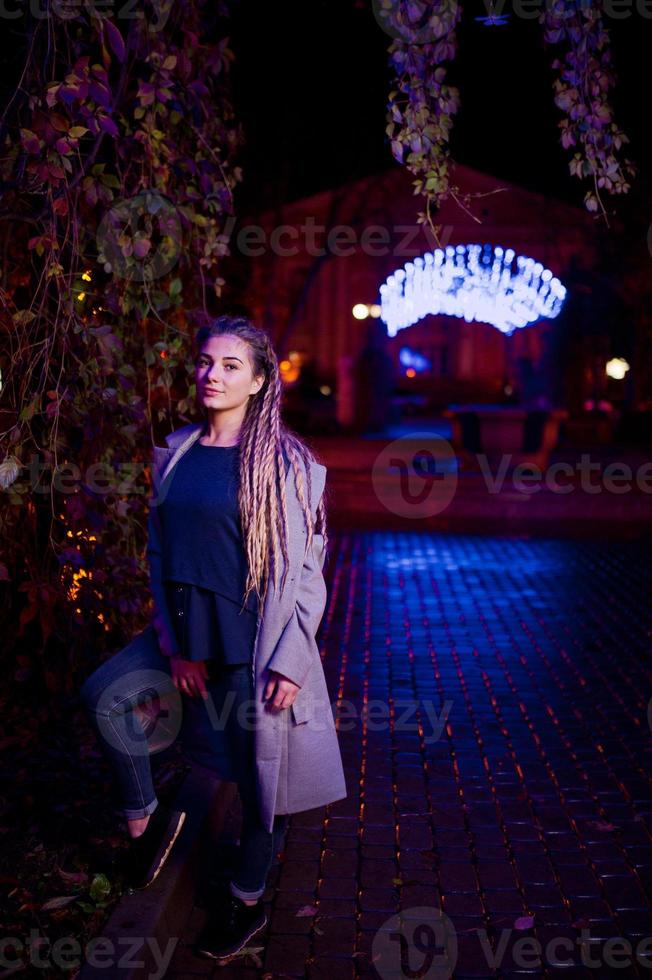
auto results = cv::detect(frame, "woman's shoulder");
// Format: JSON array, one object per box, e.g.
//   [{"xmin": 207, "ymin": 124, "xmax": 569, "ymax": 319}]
[
  {"xmin": 287, "ymin": 450, "xmax": 326, "ymax": 481},
  {"xmin": 164, "ymin": 422, "xmax": 203, "ymax": 450}
]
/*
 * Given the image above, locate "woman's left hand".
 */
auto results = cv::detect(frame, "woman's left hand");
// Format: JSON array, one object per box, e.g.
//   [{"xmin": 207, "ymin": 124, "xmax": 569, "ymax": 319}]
[{"xmin": 264, "ymin": 669, "xmax": 300, "ymax": 711}]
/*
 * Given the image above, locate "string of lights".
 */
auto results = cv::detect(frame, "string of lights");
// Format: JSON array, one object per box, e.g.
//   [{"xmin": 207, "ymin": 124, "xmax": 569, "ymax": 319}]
[{"xmin": 379, "ymin": 244, "xmax": 567, "ymax": 336}]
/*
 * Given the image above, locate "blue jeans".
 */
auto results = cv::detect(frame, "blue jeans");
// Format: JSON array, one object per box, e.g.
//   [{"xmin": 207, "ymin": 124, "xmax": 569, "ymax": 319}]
[{"xmin": 79, "ymin": 624, "xmax": 288, "ymax": 900}]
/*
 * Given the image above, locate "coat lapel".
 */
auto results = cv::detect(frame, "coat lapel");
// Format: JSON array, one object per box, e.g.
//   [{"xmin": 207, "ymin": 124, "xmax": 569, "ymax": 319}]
[{"xmin": 159, "ymin": 424, "xmax": 204, "ymax": 484}]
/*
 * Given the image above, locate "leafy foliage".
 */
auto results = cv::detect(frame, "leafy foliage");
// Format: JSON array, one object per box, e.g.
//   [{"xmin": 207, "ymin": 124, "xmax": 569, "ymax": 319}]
[
  {"xmin": 383, "ymin": 0, "xmax": 635, "ymax": 235},
  {"xmin": 0, "ymin": 680, "xmax": 191, "ymax": 971},
  {"xmin": 0, "ymin": 1, "xmax": 243, "ymax": 693},
  {"xmin": 540, "ymin": 0, "xmax": 636, "ymax": 222},
  {"xmin": 383, "ymin": 1, "xmax": 465, "ymax": 244}
]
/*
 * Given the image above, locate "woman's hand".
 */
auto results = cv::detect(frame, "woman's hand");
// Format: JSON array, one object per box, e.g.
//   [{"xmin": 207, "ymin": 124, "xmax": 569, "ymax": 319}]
[
  {"xmin": 263, "ymin": 669, "xmax": 300, "ymax": 711},
  {"xmin": 152, "ymin": 611, "xmax": 208, "ymax": 699},
  {"xmin": 170, "ymin": 656, "xmax": 209, "ymax": 700}
]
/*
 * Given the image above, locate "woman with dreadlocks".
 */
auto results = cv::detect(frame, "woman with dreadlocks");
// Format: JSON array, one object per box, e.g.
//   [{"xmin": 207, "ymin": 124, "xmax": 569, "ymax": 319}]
[{"xmin": 79, "ymin": 315, "xmax": 347, "ymax": 962}]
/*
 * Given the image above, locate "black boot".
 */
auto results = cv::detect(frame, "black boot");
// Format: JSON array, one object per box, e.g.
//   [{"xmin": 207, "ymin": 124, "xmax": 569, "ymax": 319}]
[
  {"xmin": 194, "ymin": 892, "xmax": 267, "ymax": 960},
  {"xmin": 124, "ymin": 802, "xmax": 186, "ymax": 890}
]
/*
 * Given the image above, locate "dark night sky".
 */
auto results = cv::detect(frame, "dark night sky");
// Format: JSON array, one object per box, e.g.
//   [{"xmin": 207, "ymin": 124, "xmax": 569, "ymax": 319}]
[
  {"xmin": 0, "ymin": 1, "xmax": 648, "ymax": 219},
  {"xmin": 227, "ymin": 0, "xmax": 651, "ymax": 216}
]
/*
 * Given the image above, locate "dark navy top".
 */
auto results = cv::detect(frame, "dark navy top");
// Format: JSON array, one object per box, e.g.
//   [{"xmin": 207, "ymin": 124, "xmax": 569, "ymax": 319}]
[{"xmin": 158, "ymin": 440, "xmax": 289, "ymax": 664}]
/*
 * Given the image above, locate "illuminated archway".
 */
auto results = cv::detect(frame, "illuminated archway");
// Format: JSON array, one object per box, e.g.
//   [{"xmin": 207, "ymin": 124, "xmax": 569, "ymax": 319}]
[{"xmin": 379, "ymin": 244, "xmax": 567, "ymax": 337}]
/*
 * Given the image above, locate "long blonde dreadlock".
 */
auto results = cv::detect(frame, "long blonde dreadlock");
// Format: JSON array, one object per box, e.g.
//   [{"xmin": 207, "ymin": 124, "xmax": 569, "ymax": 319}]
[{"xmin": 192, "ymin": 315, "xmax": 328, "ymax": 615}]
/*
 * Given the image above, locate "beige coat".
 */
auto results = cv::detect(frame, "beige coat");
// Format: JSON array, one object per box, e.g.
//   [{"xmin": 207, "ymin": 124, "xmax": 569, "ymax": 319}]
[{"xmin": 147, "ymin": 423, "xmax": 347, "ymax": 832}]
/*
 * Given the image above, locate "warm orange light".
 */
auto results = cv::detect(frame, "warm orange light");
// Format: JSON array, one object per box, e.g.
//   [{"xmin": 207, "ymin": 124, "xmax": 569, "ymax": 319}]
[
  {"xmin": 279, "ymin": 359, "xmax": 300, "ymax": 384},
  {"xmin": 68, "ymin": 566, "xmax": 89, "ymax": 601},
  {"xmin": 405, "ymin": 368, "xmax": 416, "ymax": 378}
]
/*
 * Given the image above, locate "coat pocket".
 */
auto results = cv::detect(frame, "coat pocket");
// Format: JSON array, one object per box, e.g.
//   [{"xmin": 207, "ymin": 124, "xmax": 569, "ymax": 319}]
[{"xmin": 290, "ymin": 694, "xmax": 312, "ymax": 725}]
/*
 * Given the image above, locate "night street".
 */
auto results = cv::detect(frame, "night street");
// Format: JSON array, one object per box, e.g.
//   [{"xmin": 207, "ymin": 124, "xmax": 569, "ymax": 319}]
[
  {"xmin": 167, "ymin": 532, "xmax": 652, "ymax": 978},
  {"xmin": 2, "ymin": 1, "xmax": 651, "ymax": 975}
]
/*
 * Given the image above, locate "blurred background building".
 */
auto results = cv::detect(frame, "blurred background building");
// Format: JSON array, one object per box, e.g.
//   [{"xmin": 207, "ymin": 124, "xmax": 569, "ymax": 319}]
[{"xmin": 233, "ymin": 163, "xmax": 648, "ymax": 448}]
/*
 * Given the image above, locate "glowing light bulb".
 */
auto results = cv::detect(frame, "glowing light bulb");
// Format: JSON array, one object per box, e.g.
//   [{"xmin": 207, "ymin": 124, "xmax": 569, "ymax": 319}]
[
  {"xmin": 605, "ymin": 357, "xmax": 630, "ymax": 380},
  {"xmin": 379, "ymin": 244, "xmax": 567, "ymax": 336}
]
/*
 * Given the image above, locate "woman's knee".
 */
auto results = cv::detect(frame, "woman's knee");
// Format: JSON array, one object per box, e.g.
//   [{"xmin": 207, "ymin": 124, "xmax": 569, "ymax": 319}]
[
  {"xmin": 78, "ymin": 631, "xmax": 173, "ymax": 711},
  {"xmin": 79, "ymin": 672, "xmax": 171, "ymax": 727}
]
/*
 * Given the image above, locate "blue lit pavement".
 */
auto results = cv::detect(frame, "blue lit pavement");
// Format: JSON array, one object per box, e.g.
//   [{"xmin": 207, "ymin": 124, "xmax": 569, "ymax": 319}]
[{"xmin": 166, "ymin": 531, "xmax": 652, "ymax": 978}]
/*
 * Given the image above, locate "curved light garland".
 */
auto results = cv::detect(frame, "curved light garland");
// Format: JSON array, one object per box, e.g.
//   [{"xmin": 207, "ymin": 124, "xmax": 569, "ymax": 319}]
[{"xmin": 379, "ymin": 244, "xmax": 567, "ymax": 336}]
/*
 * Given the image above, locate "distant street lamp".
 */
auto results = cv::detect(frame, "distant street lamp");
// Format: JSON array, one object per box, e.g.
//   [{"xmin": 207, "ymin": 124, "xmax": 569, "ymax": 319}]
[
  {"xmin": 605, "ymin": 357, "xmax": 630, "ymax": 381},
  {"xmin": 352, "ymin": 303, "xmax": 382, "ymax": 320}
]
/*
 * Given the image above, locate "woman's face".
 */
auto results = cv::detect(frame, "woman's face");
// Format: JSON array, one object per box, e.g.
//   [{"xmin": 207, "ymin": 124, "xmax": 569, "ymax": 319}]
[{"xmin": 195, "ymin": 334, "xmax": 264, "ymax": 410}]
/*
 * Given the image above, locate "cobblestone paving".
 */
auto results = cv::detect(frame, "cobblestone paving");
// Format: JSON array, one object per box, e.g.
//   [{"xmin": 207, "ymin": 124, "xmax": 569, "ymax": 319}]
[{"xmin": 167, "ymin": 533, "xmax": 652, "ymax": 979}]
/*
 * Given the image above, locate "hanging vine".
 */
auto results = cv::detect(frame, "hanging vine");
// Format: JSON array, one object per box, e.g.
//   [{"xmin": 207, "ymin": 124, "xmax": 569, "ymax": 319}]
[
  {"xmin": 540, "ymin": 0, "xmax": 636, "ymax": 224},
  {"xmin": 382, "ymin": 0, "xmax": 636, "ymax": 236},
  {"xmin": 383, "ymin": 0, "xmax": 465, "ymax": 244},
  {"xmin": 0, "ymin": 1, "xmax": 243, "ymax": 691}
]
